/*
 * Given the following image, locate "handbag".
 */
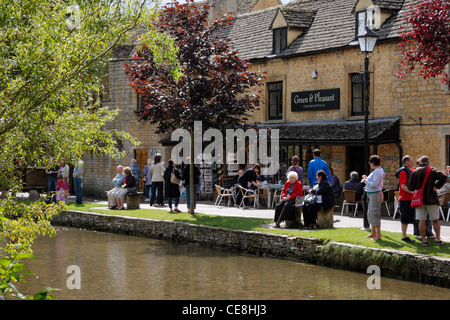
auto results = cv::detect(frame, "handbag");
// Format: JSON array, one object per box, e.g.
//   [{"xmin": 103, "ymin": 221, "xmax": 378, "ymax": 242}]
[
  {"xmin": 411, "ymin": 166, "xmax": 431, "ymax": 208},
  {"xmin": 303, "ymin": 193, "xmax": 318, "ymax": 205},
  {"xmin": 170, "ymin": 169, "xmax": 180, "ymax": 185}
]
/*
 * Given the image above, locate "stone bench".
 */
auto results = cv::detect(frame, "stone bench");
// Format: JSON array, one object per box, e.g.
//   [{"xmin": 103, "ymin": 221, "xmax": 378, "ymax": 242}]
[
  {"xmin": 126, "ymin": 192, "xmax": 143, "ymax": 209},
  {"xmin": 317, "ymin": 207, "xmax": 334, "ymax": 228},
  {"xmin": 23, "ymin": 186, "xmax": 46, "ymax": 201},
  {"xmin": 295, "ymin": 205, "xmax": 302, "ymax": 225}
]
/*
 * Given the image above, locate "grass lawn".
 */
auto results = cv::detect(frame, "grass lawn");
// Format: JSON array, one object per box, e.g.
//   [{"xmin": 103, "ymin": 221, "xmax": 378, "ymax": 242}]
[{"xmin": 67, "ymin": 203, "xmax": 450, "ymax": 258}]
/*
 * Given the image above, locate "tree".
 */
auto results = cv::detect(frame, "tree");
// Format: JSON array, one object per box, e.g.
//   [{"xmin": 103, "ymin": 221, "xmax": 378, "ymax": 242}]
[
  {"xmin": 397, "ymin": 0, "xmax": 450, "ymax": 84},
  {"xmin": 0, "ymin": 0, "xmax": 179, "ymax": 299},
  {"xmin": 125, "ymin": 0, "xmax": 266, "ymax": 213}
]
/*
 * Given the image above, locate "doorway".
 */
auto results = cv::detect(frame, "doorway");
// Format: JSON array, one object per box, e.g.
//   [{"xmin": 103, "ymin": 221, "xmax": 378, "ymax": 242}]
[{"xmin": 347, "ymin": 146, "xmax": 366, "ymax": 180}]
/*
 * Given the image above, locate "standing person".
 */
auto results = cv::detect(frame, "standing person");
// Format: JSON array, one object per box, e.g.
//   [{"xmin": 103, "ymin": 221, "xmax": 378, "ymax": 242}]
[
  {"xmin": 45, "ymin": 160, "xmax": 60, "ymax": 204},
  {"xmin": 407, "ymin": 156, "xmax": 447, "ymax": 247},
  {"xmin": 286, "ymin": 156, "xmax": 304, "ymax": 184},
  {"xmin": 182, "ymin": 157, "xmax": 201, "ymax": 214},
  {"xmin": 329, "ymin": 167, "xmax": 342, "ymax": 199},
  {"xmin": 274, "ymin": 171, "xmax": 303, "ymax": 228},
  {"xmin": 56, "ymin": 174, "xmax": 67, "ymax": 203},
  {"xmin": 361, "ymin": 155, "xmax": 385, "ymax": 241},
  {"xmin": 236, "ymin": 164, "xmax": 261, "ymax": 207},
  {"xmin": 107, "ymin": 165, "xmax": 125, "ymax": 209},
  {"xmin": 73, "ymin": 158, "xmax": 84, "ymax": 205},
  {"xmin": 142, "ymin": 159, "xmax": 152, "ymax": 202},
  {"xmin": 395, "ymin": 155, "xmax": 417, "ymax": 242},
  {"xmin": 130, "ymin": 159, "xmax": 142, "ymax": 188},
  {"xmin": 149, "ymin": 154, "xmax": 165, "ymax": 207},
  {"xmin": 164, "ymin": 160, "xmax": 181, "ymax": 213},
  {"xmin": 307, "ymin": 149, "xmax": 331, "ymax": 186},
  {"xmin": 114, "ymin": 167, "xmax": 137, "ymax": 210},
  {"xmin": 59, "ymin": 159, "xmax": 70, "ymax": 179}
]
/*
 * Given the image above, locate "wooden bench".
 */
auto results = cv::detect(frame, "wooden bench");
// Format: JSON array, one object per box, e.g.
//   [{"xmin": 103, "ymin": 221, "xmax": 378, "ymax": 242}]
[
  {"xmin": 126, "ymin": 192, "xmax": 143, "ymax": 209},
  {"xmin": 317, "ymin": 207, "xmax": 334, "ymax": 228}
]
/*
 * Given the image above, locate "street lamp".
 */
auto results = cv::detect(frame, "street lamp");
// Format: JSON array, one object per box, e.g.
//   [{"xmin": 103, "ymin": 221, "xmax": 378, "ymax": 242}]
[{"xmin": 357, "ymin": 26, "xmax": 378, "ymax": 230}]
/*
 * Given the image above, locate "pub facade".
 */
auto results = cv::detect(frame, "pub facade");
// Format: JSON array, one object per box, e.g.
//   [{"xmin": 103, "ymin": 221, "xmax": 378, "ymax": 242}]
[{"xmin": 80, "ymin": 0, "xmax": 450, "ymax": 198}]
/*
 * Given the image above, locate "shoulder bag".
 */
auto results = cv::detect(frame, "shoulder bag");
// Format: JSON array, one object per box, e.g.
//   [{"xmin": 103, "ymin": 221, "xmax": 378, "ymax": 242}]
[{"xmin": 411, "ymin": 166, "xmax": 431, "ymax": 208}]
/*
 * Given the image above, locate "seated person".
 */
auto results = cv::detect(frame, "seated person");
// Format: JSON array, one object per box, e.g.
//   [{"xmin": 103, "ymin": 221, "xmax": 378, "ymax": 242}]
[
  {"xmin": 274, "ymin": 171, "xmax": 303, "ymax": 228},
  {"xmin": 302, "ymin": 170, "xmax": 334, "ymax": 229},
  {"xmin": 114, "ymin": 166, "xmax": 137, "ymax": 210},
  {"xmin": 343, "ymin": 171, "xmax": 365, "ymax": 201},
  {"xmin": 329, "ymin": 167, "xmax": 342, "ymax": 198}
]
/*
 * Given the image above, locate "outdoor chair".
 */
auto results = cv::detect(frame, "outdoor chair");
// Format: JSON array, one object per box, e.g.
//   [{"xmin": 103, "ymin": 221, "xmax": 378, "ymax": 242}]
[
  {"xmin": 238, "ymin": 185, "xmax": 259, "ymax": 209},
  {"xmin": 271, "ymin": 188, "xmax": 283, "ymax": 209},
  {"xmin": 382, "ymin": 189, "xmax": 395, "ymax": 216},
  {"xmin": 439, "ymin": 192, "xmax": 450, "ymax": 222},
  {"xmin": 256, "ymin": 187, "xmax": 269, "ymax": 208},
  {"xmin": 214, "ymin": 184, "xmax": 235, "ymax": 208},
  {"xmin": 341, "ymin": 190, "xmax": 364, "ymax": 217},
  {"xmin": 392, "ymin": 191, "xmax": 401, "ymax": 219}
]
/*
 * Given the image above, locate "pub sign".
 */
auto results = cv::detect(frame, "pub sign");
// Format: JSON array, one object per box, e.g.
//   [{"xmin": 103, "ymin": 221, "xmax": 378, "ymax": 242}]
[{"xmin": 291, "ymin": 88, "xmax": 340, "ymax": 111}]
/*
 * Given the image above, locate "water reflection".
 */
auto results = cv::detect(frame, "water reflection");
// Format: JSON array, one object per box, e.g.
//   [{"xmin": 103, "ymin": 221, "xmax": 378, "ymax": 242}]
[{"xmin": 19, "ymin": 227, "xmax": 450, "ymax": 300}]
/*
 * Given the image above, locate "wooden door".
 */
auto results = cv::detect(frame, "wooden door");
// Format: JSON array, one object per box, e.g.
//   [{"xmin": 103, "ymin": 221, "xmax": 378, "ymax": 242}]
[{"xmin": 134, "ymin": 149, "xmax": 148, "ymax": 192}]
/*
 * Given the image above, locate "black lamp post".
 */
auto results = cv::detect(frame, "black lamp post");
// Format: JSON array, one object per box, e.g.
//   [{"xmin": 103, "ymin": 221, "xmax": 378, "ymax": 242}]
[{"xmin": 357, "ymin": 26, "xmax": 378, "ymax": 230}]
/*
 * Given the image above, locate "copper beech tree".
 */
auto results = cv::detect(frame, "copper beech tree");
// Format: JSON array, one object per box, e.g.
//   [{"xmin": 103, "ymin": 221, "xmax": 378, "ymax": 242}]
[
  {"xmin": 125, "ymin": 0, "xmax": 266, "ymax": 213},
  {"xmin": 397, "ymin": 0, "xmax": 450, "ymax": 84}
]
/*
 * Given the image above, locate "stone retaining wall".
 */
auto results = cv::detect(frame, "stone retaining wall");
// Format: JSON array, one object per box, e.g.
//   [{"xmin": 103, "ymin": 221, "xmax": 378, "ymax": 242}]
[{"xmin": 52, "ymin": 211, "xmax": 450, "ymax": 288}]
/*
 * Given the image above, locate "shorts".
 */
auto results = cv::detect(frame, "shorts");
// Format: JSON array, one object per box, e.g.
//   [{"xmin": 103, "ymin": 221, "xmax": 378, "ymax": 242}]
[
  {"xmin": 399, "ymin": 200, "xmax": 415, "ymax": 224},
  {"xmin": 415, "ymin": 205, "xmax": 440, "ymax": 221}
]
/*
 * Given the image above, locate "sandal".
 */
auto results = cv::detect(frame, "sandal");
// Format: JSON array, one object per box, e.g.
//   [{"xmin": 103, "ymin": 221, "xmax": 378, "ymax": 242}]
[
  {"xmin": 436, "ymin": 240, "xmax": 445, "ymax": 246},
  {"xmin": 422, "ymin": 242, "xmax": 428, "ymax": 247},
  {"xmin": 401, "ymin": 237, "xmax": 415, "ymax": 243}
]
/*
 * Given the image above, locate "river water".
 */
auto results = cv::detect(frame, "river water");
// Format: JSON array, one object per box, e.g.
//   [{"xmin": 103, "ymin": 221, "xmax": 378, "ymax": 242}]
[{"xmin": 19, "ymin": 227, "xmax": 450, "ymax": 300}]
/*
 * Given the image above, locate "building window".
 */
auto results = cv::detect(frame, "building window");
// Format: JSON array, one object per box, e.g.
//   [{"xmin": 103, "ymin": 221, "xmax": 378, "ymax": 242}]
[
  {"xmin": 273, "ymin": 27, "xmax": 287, "ymax": 54},
  {"xmin": 355, "ymin": 10, "xmax": 374, "ymax": 37},
  {"xmin": 351, "ymin": 73, "xmax": 366, "ymax": 116},
  {"xmin": 268, "ymin": 81, "xmax": 283, "ymax": 120}
]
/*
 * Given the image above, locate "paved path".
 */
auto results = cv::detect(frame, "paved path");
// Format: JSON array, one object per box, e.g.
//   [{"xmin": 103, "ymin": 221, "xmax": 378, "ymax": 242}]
[{"xmin": 78, "ymin": 196, "xmax": 450, "ymax": 242}]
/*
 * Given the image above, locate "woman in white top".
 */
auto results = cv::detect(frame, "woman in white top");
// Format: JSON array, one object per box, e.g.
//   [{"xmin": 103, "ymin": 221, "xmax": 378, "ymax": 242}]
[
  {"xmin": 361, "ymin": 155, "xmax": 385, "ymax": 241},
  {"xmin": 59, "ymin": 159, "xmax": 70, "ymax": 179},
  {"xmin": 149, "ymin": 154, "xmax": 166, "ymax": 206}
]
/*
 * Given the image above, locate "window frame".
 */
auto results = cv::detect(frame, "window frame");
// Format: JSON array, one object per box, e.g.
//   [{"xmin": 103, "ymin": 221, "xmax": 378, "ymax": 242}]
[
  {"xmin": 350, "ymin": 73, "xmax": 365, "ymax": 116},
  {"xmin": 273, "ymin": 27, "xmax": 287, "ymax": 54},
  {"xmin": 268, "ymin": 81, "xmax": 283, "ymax": 121}
]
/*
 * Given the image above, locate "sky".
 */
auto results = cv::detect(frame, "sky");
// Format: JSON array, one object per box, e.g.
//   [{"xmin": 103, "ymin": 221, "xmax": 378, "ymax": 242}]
[{"xmin": 159, "ymin": 0, "xmax": 291, "ymax": 5}]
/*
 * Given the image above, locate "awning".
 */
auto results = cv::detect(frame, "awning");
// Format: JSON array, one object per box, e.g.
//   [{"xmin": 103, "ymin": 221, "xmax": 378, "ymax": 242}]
[{"xmin": 257, "ymin": 116, "xmax": 401, "ymax": 145}]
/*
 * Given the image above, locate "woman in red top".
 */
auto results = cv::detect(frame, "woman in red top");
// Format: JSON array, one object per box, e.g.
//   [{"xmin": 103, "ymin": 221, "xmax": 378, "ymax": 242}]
[{"xmin": 274, "ymin": 171, "xmax": 303, "ymax": 228}]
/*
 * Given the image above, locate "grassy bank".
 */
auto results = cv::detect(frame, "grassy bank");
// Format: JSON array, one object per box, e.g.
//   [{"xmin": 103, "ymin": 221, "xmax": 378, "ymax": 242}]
[{"xmin": 66, "ymin": 203, "xmax": 450, "ymax": 258}]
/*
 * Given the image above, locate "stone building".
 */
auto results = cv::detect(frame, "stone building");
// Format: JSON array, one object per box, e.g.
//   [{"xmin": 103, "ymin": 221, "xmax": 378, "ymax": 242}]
[{"xmin": 80, "ymin": 0, "xmax": 449, "ymax": 198}]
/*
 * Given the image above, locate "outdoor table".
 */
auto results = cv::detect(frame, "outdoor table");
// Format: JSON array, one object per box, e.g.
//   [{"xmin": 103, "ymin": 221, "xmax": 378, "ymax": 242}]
[{"xmin": 258, "ymin": 184, "xmax": 284, "ymax": 208}]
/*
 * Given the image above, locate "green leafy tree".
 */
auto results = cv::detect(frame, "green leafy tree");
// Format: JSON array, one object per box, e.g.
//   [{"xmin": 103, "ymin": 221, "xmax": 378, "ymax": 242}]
[
  {"xmin": 125, "ymin": 0, "xmax": 266, "ymax": 213},
  {"xmin": 0, "ymin": 0, "xmax": 179, "ymax": 299}
]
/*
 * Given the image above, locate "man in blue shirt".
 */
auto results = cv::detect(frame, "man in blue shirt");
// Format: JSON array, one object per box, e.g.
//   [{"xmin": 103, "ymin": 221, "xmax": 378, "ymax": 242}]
[{"xmin": 307, "ymin": 149, "xmax": 331, "ymax": 185}]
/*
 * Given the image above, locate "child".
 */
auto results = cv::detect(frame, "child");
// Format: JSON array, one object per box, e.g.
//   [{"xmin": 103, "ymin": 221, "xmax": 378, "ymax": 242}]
[{"xmin": 56, "ymin": 174, "xmax": 70, "ymax": 204}]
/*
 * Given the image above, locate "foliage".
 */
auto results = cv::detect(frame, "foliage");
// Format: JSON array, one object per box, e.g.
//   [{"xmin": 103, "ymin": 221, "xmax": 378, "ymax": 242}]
[
  {"xmin": 0, "ymin": 0, "xmax": 179, "ymax": 187},
  {"xmin": 0, "ymin": 0, "xmax": 179, "ymax": 299},
  {"xmin": 397, "ymin": 0, "xmax": 450, "ymax": 84},
  {"xmin": 124, "ymin": 0, "xmax": 266, "ymax": 134},
  {"xmin": 0, "ymin": 196, "xmax": 64, "ymax": 299}
]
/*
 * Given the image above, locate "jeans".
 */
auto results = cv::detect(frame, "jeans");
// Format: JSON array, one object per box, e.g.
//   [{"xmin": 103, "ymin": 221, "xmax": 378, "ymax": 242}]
[
  {"xmin": 168, "ymin": 197, "xmax": 180, "ymax": 209},
  {"xmin": 46, "ymin": 178, "xmax": 57, "ymax": 204},
  {"xmin": 150, "ymin": 182, "xmax": 163, "ymax": 205},
  {"xmin": 144, "ymin": 184, "xmax": 152, "ymax": 198},
  {"xmin": 186, "ymin": 184, "xmax": 198, "ymax": 209},
  {"xmin": 74, "ymin": 178, "xmax": 83, "ymax": 204}
]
